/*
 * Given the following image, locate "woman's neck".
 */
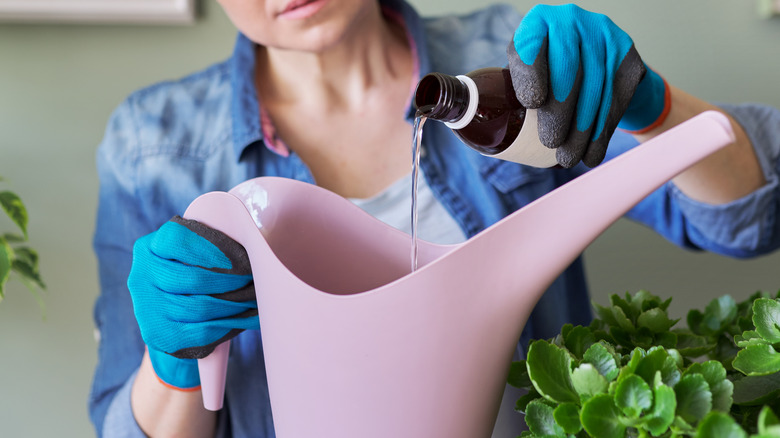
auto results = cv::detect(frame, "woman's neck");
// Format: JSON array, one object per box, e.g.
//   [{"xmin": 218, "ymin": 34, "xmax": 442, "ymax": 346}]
[{"xmin": 255, "ymin": 6, "xmax": 412, "ymax": 113}]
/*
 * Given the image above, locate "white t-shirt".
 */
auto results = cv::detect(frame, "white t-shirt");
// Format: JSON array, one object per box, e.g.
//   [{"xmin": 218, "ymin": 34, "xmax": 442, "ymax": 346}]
[{"xmin": 350, "ymin": 170, "xmax": 467, "ymax": 245}]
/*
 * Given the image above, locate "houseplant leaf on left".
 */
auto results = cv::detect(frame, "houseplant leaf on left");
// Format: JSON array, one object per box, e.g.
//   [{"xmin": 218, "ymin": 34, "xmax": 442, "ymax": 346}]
[{"xmin": 0, "ymin": 176, "xmax": 45, "ymax": 304}]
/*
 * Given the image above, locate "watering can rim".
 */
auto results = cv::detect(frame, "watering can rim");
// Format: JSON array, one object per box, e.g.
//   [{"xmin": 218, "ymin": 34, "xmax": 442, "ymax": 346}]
[
  {"xmin": 187, "ymin": 110, "xmax": 735, "ymax": 302},
  {"xmin": 212, "ymin": 175, "xmax": 463, "ymax": 297}
]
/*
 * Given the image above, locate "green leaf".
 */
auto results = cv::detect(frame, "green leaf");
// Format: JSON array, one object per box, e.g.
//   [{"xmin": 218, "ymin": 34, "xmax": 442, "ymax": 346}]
[
  {"xmin": 580, "ymin": 394, "xmax": 627, "ymax": 438},
  {"xmin": 733, "ymin": 344, "xmax": 780, "ymax": 376},
  {"xmin": 515, "ymin": 387, "xmax": 542, "ymax": 413},
  {"xmin": 655, "ymin": 331, "xmax": 678, "ymax": 350},
  {"xmin": 672, "ymin": 414, "xmax": 697, "ymax": 435},
  {"xmin": 645, "ymin": 384, "xmax": 677, "ymax": 436},
  {"xmin": 686, "ymin": 362, "xmax": 733, "ymax": 413},
  {"xmin": 594, "ymin": 299, "xmax": 636, "ymax": 335},
  {"xmin": 560, "ymin": 324, "xmax": 574, "ymax": 342},
  {"xmin": 634, "ymin": 326, "xmax": 658, "ymax": 349},
  {"xmin": 659, "ymin": 296, "xmax": 673, "ymax": 312},
  {"xmin": 753, "ymin": 299, "xmax": 780, "ymax": 344},
  {"xmin": 675, "ymin": 331, "xmax": 715, "ymax": 357},
  {"xmin": 731, "ymin": 372, "xmax": 780, "ymax": 406},
  {"xmin": 636, "ymin": 347, "xmax": 681, "ymax": 388},
  {"xmin": 618, "ymin": 348, "xmax": 645, "ymax": 381},
  {"xmin": 508, "ymin": 361, "xmax": 532, "ymax": 389},
  {"xmin": 563, "ymin": 325, "xmax": 594, "ymax": 359},
  {"xmin": 612, "ymin": 293, "xmax": 638, "ymax": 321},
  {"xmin": 702, "ymin": 295, "xmax": 738, "ymax": 333},
  {"xmin": 758, "ymin": 405, "xmax": 780, "ymax": 435},
  {"xmin": 628, "ymin": 290, "xmax": 652, "ymax": 313},
  {"xmin": 734, "ymin": 330, "xmax": 770, "ymax": 348},
  {"xmin": 614, "ymin": 374, "xmax": 653, "ymax": 418},
  {"xmin": 626, "ymin": 290, "xmax": 667, "ymax": 321},
  {"xmin": 2, "ymin": 233, "xmax": 25, "ymax": 243},
  {"xmin": 590, "ymin": 328, "xmax": 615, "ymax": 347},
  {"xmin": 693, "ymin": 411, "xmax": 747, "ymax": 438},
  {"xmin": 707, "ymin": 379, "xmax": 734, "ymax": 414},
  {"xmin": 675, "ymin": 374, "xmax": 713, "ymax": 424},
  {"xmin": 688, "ymin": 309, "xmax": 706, "ymax": 335},
  {"xmin": 610, "ymin": 326, "xmax": 634, "ymax": 349},
  {"xmin": 612, "ymin": 303, "xmax": 637, "ymax": 332},
  {"xmin": 12, "ymin": 246, "xmax": 38, "ymax": 267},
  {"xmin": 684, "ymin": 361, "xmax": 722, "ymax": 386},
  {"xmin": 0, "ymin": 191, "xmax": 28, "ymax": 238},
  {"xmin": 571, "ymin": 363, "xmax": 608, "ymax": 401},
  {"xmin": 553, "ymin": 403, "xmax": 581, "ymax": 435},
  {"xmin": 583, "ymin": 342, "xmax": 619, "ymax": 381},
  {"xmin": 635, "ymin": 347, "xmax": 667, "ymax": 384},
  {"xmin": 0, "ymin": 237, "xmax": 11, "ymax": 300},
  {"xmin": 525, "ymin": 400, "xmax": 566, "ymax": 437},
  {"xmin": 527, "ymin": 340, "xmax": 580, "ymax": 404},
  {"xmin": 635, "ymin": 290, "xmax": 666, "ymax": 312},
  {"xmin": 737, "ymin": 317, "xmax": 757, "ymax": 333},
  {"xmin": 637, "ymin": 308, "xmax": 679, "ymax": 333},
  {"xmin": 593, "ymin": 301, "xmax": 620, "ymax": 327},
  {"xmin": 713, "ymin": 336, "xmax": 741, "ymax": 369},
  {"xmin": 667, "ymin": 348, "xmax": 684, "ymax": 368},
  {"xmin": 12, "ymin": 257, "xmax": 45, "ymax": 289}
]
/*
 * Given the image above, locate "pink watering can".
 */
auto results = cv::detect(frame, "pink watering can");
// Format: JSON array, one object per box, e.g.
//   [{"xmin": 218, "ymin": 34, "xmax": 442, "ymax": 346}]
[{"xmin": 185, "ymin": 111, "xmax": 734, "ymax": 437}]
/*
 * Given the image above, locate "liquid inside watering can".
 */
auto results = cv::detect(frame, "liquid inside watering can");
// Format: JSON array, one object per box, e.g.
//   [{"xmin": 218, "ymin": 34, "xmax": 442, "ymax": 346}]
[{"xmin": 184, "ymin": 111, "xmax": 734, "ymax": 438}]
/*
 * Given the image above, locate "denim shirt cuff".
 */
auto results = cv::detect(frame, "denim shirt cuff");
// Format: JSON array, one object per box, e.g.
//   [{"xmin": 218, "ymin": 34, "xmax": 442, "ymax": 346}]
[
  {"xmin": 670, "ymin": 180, "xmax": 777, "ymax": 252},
  {"xmin": 102, "ymin": 370, "xmax": 148, "ymax": 438}
]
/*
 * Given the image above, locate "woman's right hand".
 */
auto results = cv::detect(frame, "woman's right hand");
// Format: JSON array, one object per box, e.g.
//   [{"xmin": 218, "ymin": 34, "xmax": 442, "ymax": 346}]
[{"xmin": 128, "ymin": 216, "xmax": 258, "ymax": 390}]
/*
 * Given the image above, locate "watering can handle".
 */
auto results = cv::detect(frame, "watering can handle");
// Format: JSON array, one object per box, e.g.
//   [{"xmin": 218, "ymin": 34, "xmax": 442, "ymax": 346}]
[
  {"xmin": 183, "ymin": 190, "xmax": 260, "ymax": 411},
  {"xmin": 197, "ymin": 340, "xmax": 231, "ymax": 410}
]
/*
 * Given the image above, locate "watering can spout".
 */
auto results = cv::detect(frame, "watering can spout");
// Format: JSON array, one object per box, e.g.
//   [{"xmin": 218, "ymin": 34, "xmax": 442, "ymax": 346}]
[
  {"xmin": 476, "ymin": 110, "xmax": 736, "ymax": 303},
  {"xmin": 185, "ymin": 110, "xmax": 735, "ymax": 436}
]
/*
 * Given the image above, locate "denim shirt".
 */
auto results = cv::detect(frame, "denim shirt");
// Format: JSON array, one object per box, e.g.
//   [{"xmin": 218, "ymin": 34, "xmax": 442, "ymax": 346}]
[{"xmin": 90, "ymin": 1, "xmax": 780, "ymax": 436}]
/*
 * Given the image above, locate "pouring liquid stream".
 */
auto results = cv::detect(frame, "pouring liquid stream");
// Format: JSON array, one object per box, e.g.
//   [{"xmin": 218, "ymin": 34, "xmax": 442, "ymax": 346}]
[{"xmin": 410, "ymin": 112, "xmax": 427, "ymax": 272}]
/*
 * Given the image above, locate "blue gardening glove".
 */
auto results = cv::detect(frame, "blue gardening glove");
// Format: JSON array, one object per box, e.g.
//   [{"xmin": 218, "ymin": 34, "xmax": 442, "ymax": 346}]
[
  {"xmin": 507, "ymin": 4, "xmax": 669, "ymax": 168},
  {"xmin": 128, "ymin": 216, "xmax": 258, "ymax": 390}
]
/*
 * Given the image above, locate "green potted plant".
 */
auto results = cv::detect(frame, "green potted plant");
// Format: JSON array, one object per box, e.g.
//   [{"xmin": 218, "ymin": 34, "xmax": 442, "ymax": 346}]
[
  {"xmin": 509, "ymin": 289, "xmax": 780, "ymax": 437},
  {"xmin": 0, "ymin": 177, "xmax": 45, "ymax": 303}
]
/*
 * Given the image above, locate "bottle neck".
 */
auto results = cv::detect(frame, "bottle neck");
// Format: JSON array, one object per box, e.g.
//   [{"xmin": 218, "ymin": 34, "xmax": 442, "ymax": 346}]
[{"xmin": 414, "ymin": 73, "xmax": 475, "ymax": 124}]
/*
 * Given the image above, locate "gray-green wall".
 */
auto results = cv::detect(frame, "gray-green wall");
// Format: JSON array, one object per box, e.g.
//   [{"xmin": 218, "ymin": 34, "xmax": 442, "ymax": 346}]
[{"xmin": 1, "ymin": 1, "xmax": 778, "ymax": 436}]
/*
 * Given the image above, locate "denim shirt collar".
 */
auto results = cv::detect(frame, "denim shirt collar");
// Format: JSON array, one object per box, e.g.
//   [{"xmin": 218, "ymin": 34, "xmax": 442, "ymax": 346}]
[
  {"xmin": 227, "ymin": 0, "xmax": 430, "ymax": 161},
  {"xmin": 229, "ymin": 32, "xmax": 264, "ymax": 161}
]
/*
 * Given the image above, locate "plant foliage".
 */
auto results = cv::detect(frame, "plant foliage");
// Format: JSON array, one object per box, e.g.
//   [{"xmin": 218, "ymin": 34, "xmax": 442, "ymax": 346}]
[
  {"xmin": 0, "ymin": 177, "xmax": 45, "ymax": 303},
  {"xmin": 509, "ymin": 290, "xmax": 780, "ymax": 437}
]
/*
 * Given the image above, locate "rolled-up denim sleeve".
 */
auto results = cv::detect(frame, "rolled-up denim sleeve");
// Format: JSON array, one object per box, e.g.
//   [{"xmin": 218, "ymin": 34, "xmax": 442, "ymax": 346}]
[
  {"xmin": 102, "ymin": 372, "xmax": 148, "ymax": 438},
  {"xmin": 669, "ymin": 104, "xmax": 780, "ymax": 257},
  {"xmin": 624, "ymin": 103, "xmax": 780, "ymax": 258},
  {"xmin": 89, "ymin": 97, "xmax": 154, "ymax": 436}
]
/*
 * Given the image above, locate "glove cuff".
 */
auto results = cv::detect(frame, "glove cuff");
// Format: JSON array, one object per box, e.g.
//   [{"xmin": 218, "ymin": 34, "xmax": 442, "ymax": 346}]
[
  {"xmin": 148, "ymin": 347, "xmax": 201, "ymax": 391},
  {"xmin": 618, "ymin": 67, "xmax": 671, "ymax": 133}
]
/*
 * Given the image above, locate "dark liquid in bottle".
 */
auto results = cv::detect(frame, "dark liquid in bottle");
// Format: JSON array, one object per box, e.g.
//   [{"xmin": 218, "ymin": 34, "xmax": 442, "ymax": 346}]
[
  {"xmin": 414, "ymin": 68, "xmax": 527, "ymax": 156},
  {"xmin": 455, "ymin": 69, "xmax": 526, "ymax": 155}
]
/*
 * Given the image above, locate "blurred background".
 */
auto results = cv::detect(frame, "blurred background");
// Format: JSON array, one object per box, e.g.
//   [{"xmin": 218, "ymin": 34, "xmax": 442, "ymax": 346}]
[{"xmin": 1, "ymin": 0, "xmax": 779, "ymax": 436}]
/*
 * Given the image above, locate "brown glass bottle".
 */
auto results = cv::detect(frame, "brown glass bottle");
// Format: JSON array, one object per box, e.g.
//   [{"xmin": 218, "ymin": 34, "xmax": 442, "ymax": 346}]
[{"xmin": 414, "ymin": 67, "xmax": 526, "ymax": 156}]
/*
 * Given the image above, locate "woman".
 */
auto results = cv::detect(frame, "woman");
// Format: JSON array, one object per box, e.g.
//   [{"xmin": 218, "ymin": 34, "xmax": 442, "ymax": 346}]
[{"xmin": 90, "ymin": 0, "xmax": 780, "ymax": 436}]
